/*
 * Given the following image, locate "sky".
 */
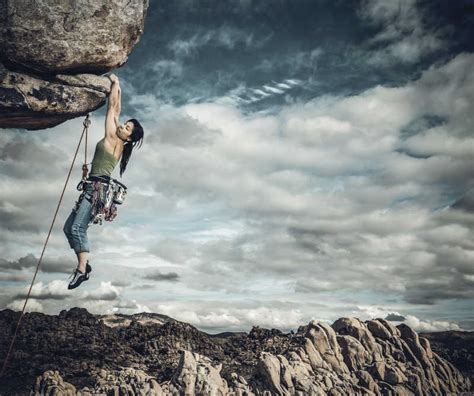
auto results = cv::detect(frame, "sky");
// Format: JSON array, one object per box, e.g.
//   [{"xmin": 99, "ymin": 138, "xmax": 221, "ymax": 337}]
[{"xmin": 1, "ymin": 0, "xmax": 474, "ymax": 334}]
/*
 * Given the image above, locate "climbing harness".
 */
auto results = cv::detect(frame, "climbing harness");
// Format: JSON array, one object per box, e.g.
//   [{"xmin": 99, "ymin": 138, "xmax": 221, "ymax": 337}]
[
  {"xmin": 76, "ymin": 175, "xmax": 127, "ymax": 225},
  {"xmin": 0, "ymin": 115, "xmax": 92, "ymax": 378}
]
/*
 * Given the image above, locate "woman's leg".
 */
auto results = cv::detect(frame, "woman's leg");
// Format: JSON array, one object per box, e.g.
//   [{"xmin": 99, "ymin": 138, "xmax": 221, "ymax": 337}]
[
  {"xmin": 77, "ymin": 251, "xmax": 89, "ymax": 273},
  {"xmin": 64, "ymin": 210, "xmax": 90, "ymax": 272},
  {"xmin": 63, "ymin": 209, "xmax": 77, "ymax": 250},
  {"xmin": 67, "ymin": 189, "xmax": 93, "ymax": 271}
]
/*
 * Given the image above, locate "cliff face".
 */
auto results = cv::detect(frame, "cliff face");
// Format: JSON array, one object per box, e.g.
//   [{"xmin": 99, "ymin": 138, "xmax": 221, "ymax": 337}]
[
  {"xmin": 0, "ymin": 0, "xmax": 149, "ymax": 130},
  {"xmin": 0, "ymin": 308, "xmax": 471, "ymax": 395}
]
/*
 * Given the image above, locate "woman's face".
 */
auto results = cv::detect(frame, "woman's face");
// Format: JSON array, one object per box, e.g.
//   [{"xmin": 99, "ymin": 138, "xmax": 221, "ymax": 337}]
[{"xmin": 117, "ymin": 121, "xmax": 133, "ymax": 141}]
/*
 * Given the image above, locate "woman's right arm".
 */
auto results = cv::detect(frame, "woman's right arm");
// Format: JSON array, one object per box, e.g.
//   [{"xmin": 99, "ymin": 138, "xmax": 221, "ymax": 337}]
[{"xmin": 105, "ymin": 74, "xmax": 121, "ymax": 140}]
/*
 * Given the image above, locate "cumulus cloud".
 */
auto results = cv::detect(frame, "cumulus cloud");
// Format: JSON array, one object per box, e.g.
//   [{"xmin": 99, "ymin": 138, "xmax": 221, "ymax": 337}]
[
  {"xmin": 13, "ymin": 280, "xmax": 70, "ymax": 301},
  {"xmin": 83, "ymin": 282, "xmax": 121, "ymax": 301},
  {"xmin": 383, "ymin": 311, "xmax": 463, "ymax": 332},
  {"xmin": 143, "ymin": 299, "xmax": 311, "ymax": 333},
  {"xmin": 7, "ymin": 298, "xmax": 43, "ymax": 313},
  {"xmin": 403, "ymin": 314, "xmax": 463, "ymax": 332}
]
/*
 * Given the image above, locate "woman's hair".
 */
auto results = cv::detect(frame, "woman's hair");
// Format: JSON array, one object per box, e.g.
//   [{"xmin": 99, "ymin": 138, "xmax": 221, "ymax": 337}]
[{"xmin": 119, "ymin": 119, "xmax": 144, "ymax": 177}]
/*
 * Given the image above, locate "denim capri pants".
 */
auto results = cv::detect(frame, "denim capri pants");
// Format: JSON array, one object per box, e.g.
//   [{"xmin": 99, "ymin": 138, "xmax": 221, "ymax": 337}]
[{"xmin": 63, "ymin": 184, "xmax": 94, "ymax": 254}]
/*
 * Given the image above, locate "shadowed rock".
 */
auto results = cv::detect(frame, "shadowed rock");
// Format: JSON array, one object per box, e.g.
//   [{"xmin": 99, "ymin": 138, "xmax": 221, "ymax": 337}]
[
  {"xmin": 0, "ymin": 0, "xmax": 149, "ymax": 130},
  {"xmin": 0, "ymin": 64, "xmax": 112, "ymax": 129}
]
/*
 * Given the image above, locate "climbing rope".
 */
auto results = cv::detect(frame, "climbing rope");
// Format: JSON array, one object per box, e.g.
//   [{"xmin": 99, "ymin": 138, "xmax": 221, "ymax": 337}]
[
  {"xmin": 82, "ymin": 115, "xmax": 90, "ymax": 180},
  {"xmin": 0, "ymin": 115, "xmax": 91, "ymax": 378}
]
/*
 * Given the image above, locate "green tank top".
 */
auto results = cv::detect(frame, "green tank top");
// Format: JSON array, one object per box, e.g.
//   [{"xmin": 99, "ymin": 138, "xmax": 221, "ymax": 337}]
[{"xmin": 89, "ymin": 139, "xmax": 119, "ymax": 177}]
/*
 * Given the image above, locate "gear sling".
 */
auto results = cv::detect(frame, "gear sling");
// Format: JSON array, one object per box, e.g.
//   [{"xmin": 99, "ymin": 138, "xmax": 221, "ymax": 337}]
[{"xmin": 76, "ymin": 175, "xmax": 127, "ymax": 225}]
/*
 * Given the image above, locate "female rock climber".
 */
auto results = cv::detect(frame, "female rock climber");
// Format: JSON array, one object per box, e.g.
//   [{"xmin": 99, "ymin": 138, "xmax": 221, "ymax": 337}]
[{"xmin": 63, "ymin": 74, "xmax": 144, "ymax": 290}]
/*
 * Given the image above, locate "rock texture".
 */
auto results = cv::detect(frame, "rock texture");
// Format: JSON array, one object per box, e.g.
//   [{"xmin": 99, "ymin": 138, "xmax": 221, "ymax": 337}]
[
  {"xmin": 0, "ymin": 308, "xmax": 472, "ymax": 395},
  {"xmin": 0, "ymin": 64, "xmax": 111, "ymax": 129},
  {"xmin": 0, "ymin": 0, "xmax": 149, "ymax": 129},
  {"xmin": 0, "ymin": 0, "xmax": 148, "ymax": 74}
]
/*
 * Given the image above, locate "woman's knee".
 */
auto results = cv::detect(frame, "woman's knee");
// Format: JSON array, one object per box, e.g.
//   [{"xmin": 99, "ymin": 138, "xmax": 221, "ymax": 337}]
[{"xmin": 70, "ymin": 223, "xmax": 86, "ymax": 236}]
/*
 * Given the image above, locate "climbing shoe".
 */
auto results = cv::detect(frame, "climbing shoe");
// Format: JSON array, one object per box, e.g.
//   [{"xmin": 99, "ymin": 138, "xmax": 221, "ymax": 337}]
[{"xmin": 68, "ymin": 261, "xmax": 91, "ymax": 290}]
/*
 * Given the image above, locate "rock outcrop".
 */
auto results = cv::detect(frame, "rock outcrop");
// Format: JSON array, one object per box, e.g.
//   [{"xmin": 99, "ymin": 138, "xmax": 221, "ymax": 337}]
[
  {"xmin": 0, "ymin": 64, "xmax": 112, "ymax": 130},
  {"xmin": 0, "ymin": 0, "xmax": 149, "ymax": 130},
  {"xmin": 0, "ymin": 308, "xmax": 471, "ymax": 395}
]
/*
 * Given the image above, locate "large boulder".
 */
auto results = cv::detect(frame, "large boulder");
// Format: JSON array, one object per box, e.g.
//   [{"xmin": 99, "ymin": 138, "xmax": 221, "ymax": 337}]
[
  {"xmin": 0, "ymin": 0, "xmax": 149, "ymax": 75},
  {"xmin": 0, "ymin": 0, "xmax": 149, "ymax": 130}
]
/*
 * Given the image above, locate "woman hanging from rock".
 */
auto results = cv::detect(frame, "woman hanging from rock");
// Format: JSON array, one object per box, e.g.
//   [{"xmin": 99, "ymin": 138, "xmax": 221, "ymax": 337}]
[{"xmin": 63, "ymin": 74, "xmax": 144, "ymax": 290}]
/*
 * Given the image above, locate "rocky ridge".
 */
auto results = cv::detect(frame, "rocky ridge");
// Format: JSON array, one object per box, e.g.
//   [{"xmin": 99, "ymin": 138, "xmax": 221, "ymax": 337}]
[
  {"xmin": 0, "ymin": 308, "xmax": 472, "ymax": 395},
  {"xmin": 0, "ymin": 0, "xmax": 149, "ymax": 129}
]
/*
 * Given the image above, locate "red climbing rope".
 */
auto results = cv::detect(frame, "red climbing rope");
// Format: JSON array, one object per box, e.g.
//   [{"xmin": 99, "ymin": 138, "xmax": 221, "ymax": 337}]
[{"xmin": 0, "ymin": 114, "xmax": 91, "ymax": 378}]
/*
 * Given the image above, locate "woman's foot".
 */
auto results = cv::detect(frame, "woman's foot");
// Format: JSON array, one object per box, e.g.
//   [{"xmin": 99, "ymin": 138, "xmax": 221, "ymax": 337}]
[{"xmin": 68, "ymin": 261, "xmax": 92, "ymax": 290}]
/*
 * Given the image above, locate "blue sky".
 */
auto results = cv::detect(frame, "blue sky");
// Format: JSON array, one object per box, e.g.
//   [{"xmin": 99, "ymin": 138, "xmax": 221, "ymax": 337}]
[{"xmin": 1, "ymin": 0, "xmax": 474, "ymax": 333}]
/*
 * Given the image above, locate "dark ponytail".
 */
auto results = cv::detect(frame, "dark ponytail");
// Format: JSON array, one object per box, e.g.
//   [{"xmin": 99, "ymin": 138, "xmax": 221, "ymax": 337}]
[{"xmin": 119, "ymin": 119, "xmax": 144, "ymax": 177}]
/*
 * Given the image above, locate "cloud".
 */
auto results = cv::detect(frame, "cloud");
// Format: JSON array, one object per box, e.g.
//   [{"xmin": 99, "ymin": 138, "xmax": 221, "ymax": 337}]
[
  {"xmin": 402, "ymin": 314, "xmax": 463, "ymax": 332},
  {"xmin": 359, "ymin": 0, "xmax": 447, "ymax": 64},
  {"xmin": 111, "ymin": 279, "xmax": 132, "ymax": 287},
  {"xmin": 146, "ymin": 237, "xmax": 199, "ymax": 264},
  {"xmin": 83, "ymin": 282, "xmax": 121, "ymax": 301},
  {"xmin": 1, "ymin": 37, "xmax": 473, "ymax": 333},
  {"xmin": 167, "ymin": 26, "xmax": 263, "ymax": 59},
  {"xmin": 113, "ymin": 300, "xmax": 139, "ymax": 309},
  {"xmin": 149, "ymin": 108, "xmax": 222, "ymax": 147},
  {"xmin": 451, "ymin": 188, "xmax": 474, "ymax": 212},
  {"xmin": 114, "ymin": 54, "xmax": 474, "ymax": 312},
  {"xmin": 0, "ymin": 272, "xmax": 30, "ymax": 282},
  {"xmin": 7, "ymin": 299, "xmax": 43, "ymax": 313},
  {"xmin": 148, "ymin": 60, "xmax": 184, "ymax": 86},
  {"xmin": 13, "ymin": 280, "xmax": 69, "ymax": 301},
  {"xmin": 144, "ymin": 270, "xmax": 180, "ymax": 282},
  {"xmin": 385, "ymin": 313, "xmax": 406, "ymax": 321},
  {"xmin": 382, "ymin": 311, "xmax": 463, "ymax": 332},
  {"xmin": 143, "ymin": 300, "xmax": 310, "ymax": 333},
  {"xmin": 224, "ymin": 78, "xmax": 304, "ymax": 105},
  {"xmin": 0, "ymin": 131, "xmax": 65, "ymax": 179},
  {"xmin": 0, "ymin": 254, "xmax": 73, "ymax": 274}
]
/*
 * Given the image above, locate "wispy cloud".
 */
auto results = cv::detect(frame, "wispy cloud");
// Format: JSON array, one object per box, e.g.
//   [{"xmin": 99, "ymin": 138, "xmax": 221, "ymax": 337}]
[
  {"xmin": 359, "ymin": 0, "xmax": 447, "ymax": 64},
  {"xmin": 221, "ymin": 78, "xmax": 304, "ymax": 105},
  {"xmin": 168, "ymin": 26, "xmax": 268, "ymax": 59}
]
